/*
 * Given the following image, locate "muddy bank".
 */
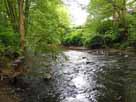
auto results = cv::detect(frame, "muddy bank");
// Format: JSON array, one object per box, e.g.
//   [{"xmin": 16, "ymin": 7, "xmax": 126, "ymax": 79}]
[{"xmin": 0, "ymin": 80, "xmax": 20, "ymax": 102}]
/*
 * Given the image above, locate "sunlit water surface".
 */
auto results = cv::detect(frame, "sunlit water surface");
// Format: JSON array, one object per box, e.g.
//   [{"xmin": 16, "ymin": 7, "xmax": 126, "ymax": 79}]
[{"xmin": 12, "ymin": 50, "xmax": 136, "ymax": 102}]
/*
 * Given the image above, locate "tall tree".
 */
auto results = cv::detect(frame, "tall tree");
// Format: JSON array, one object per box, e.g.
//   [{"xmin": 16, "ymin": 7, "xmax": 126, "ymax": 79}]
[
  {"xmin": 3, "ymin": 0, "xmax": 31, "ymax": 53},
  {"xmin": 18, "ymin": 0, "xmax": 25, "ymax": 52},
  {"xmin": 5, "ymin": 0, "xmax": 18, "ymax": 32},
  {"xmin": 87, "ymin": 0, "xmax": 134, "ymax": 41},
  {"xmin": 24, "ymin": 0, "xmax": 31, "ymax": 33},
  {"xmin": 26, "ymin": 0, "xmax": 70, "ymax": 52}
]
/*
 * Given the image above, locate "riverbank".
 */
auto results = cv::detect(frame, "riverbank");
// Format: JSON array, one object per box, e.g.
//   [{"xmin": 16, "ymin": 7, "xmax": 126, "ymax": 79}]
[
  {"xmin": 0, "ymin": 56, "xmax": 27, "ymax": 102},
  {"xmin": 0, "ymin": 80, "xmax": 20, "ymax": 102},
  {"xmin": 63, "ymin": 46, "xmax": 136, "ymax": 55}
]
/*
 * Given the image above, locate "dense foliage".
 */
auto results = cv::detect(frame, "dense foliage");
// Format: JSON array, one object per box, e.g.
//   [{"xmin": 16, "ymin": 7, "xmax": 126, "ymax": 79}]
[
  {"xmin": 0, "ymin": 0, "xmax": 20, "ymax": 57},
  {"xmin": 62, "ymin": 27, "xmax": 83, "ymax": 46},
  {"xmin": 0, "ymin": 0, "xmax": 136, "ymax": 57},
  {"xmin": 84, "ymin": 0, "xmax": 136, "ymax": 48},
  {"xmin": 62, "ymin": 0, "xmax": 136, "ymax": 49},
  {"xmin": 0, "ymin": 0, "xmax": 70, "ymax": 55},
  {"xmin": 0, "ymin": 0, "xmax": 70, "ymax": 70},
  {"xmin": 26, "ymin": 0, "xmax": 69, "ymax": 53}
]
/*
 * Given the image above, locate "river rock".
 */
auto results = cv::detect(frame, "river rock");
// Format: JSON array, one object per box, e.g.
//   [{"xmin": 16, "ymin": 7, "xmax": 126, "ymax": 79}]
[
  {"xmin": 82, "ymin": 57, "xmax": 87, "ymax": 59},
  {"xmin": 86, "ymin": 61, "xmax": 95, "ymax": 65},
  {"xmin": 124, "ymin": 55, "xmax": 128, "ymax": 58}
]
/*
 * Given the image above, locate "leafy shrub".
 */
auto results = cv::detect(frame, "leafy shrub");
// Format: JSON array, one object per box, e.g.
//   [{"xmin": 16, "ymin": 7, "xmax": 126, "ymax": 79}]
[
  {"xmin": 103, "ymin": 30, "xmax": 119, "ymax": 47},
  {"xmin": 0, "ymin": 31, "xmax": 20, "ymax": 58},
  {"xmin": 97, "ymin": 20, "xmax": 112, "ymax": 34},
  {"xmin": 127, "ymin": 14, "xmax": 136, "ymax": 47},
  {"xmin": 62, "ymin": 30, "xmax": 83, "ymax": 46},
  {"xmin": 0, "ymin": 44, "xmax": 5, "ymax": 55},
  {"xmin": 84, "ymin": 34, "xmax": 104, "ymax": 49},
  {"xmin": 104, "ymin": 35, "xmax": 113, "ymax": 47}
]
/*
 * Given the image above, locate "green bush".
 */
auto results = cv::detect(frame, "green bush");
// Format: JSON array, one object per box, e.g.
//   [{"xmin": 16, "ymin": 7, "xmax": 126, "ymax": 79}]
[
  {"xmin": 104, "ymin": 35, "xmax": 113, "ymax": 47},
  {"xmin": 127, "ymin": 14, "xmax": 136, "ymax": 47},
  {"xmin": 1, "ymin": 32, "xmax": 19, "ymax": 46},
  {"xmin": 84, "ymin": 34, "xmax": 104, "ymax": 48},
  {"xmin": 62, "ymin": 30, "xmax": 83, "ymax": 46},
  {"xmin": 103, "ymin": 30, "xmax": 119, "ymax": 47},
  {"xmin": 0, "ymin": 31, "xmax": 20, "ymax": 59},
  {"xmin": 0, "ymin": 44, "xmax": 5, "ymax": 55},
  {"xmin": 97, "ymin": 20, "xmax": 112, "ymax": 34}
]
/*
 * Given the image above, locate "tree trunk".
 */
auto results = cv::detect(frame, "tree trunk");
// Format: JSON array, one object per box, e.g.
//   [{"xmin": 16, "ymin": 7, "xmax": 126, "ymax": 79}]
[
  {"xmin": 121, "ymin": 0, "xmax": 128, "ymax": 41},
  {"xmin": 19, "ymin": 0, "xmax": 25, "ymax": 53},
  {"xmin": 112, "ymin": 0, "xmax": 117, "ymax": 24},
  {"xmin": 5, "ymin": 0, "xmax": 19, "ymax": 33},
  {"xmin": 24, "ymin": 0, "xmax": 31, "ymax": 34}
]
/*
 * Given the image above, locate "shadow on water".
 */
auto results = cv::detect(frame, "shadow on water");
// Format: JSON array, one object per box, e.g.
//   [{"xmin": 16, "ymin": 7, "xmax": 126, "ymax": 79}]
[{"xmin": 12, "ymin": 50, "xmax": 136, "ymax": 102}]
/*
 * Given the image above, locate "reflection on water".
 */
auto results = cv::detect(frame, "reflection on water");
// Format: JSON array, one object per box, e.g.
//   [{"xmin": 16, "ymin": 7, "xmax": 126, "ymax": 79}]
[
  {"xmin": 13, "ymin": 50, "xmax": 136, "ymax": 102},
  {"xmin": 72, "ymin": 74, "xmax": 89, "ymax": 89},
  {"xmin": 63, "ymin": 94, "xmax": 90, "ymax": 102}
]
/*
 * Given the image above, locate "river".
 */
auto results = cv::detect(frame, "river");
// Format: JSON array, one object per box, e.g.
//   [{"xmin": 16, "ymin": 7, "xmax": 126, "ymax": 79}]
[{"xmin": 5, "ymin": 49, "xmax": 136, "ymax": 102}]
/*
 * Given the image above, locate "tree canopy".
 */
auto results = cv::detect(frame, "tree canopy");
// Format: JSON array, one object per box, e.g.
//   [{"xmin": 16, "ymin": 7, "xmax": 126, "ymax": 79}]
[{"xmin": 0, "ymin": 0, "xmax": 136, "ymax": 55}]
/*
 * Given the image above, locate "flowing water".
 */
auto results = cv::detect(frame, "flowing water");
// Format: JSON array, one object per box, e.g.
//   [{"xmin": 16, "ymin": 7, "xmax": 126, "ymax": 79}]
[{"xmin": 6, "ymin": 49, "xmax": 136, "ymax": 102}]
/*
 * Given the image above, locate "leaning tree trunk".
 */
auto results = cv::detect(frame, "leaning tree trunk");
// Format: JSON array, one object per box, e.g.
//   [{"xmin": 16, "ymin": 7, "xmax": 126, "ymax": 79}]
[{"xmin": 19, "ymin": 0, "xmax": 25, "ymax": 53}]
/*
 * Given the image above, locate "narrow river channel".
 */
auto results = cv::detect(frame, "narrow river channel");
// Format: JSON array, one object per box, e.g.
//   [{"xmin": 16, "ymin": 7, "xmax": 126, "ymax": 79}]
[{"xmin": 12, "ymin": 49, "xmax": 136, "ymax": 102}]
